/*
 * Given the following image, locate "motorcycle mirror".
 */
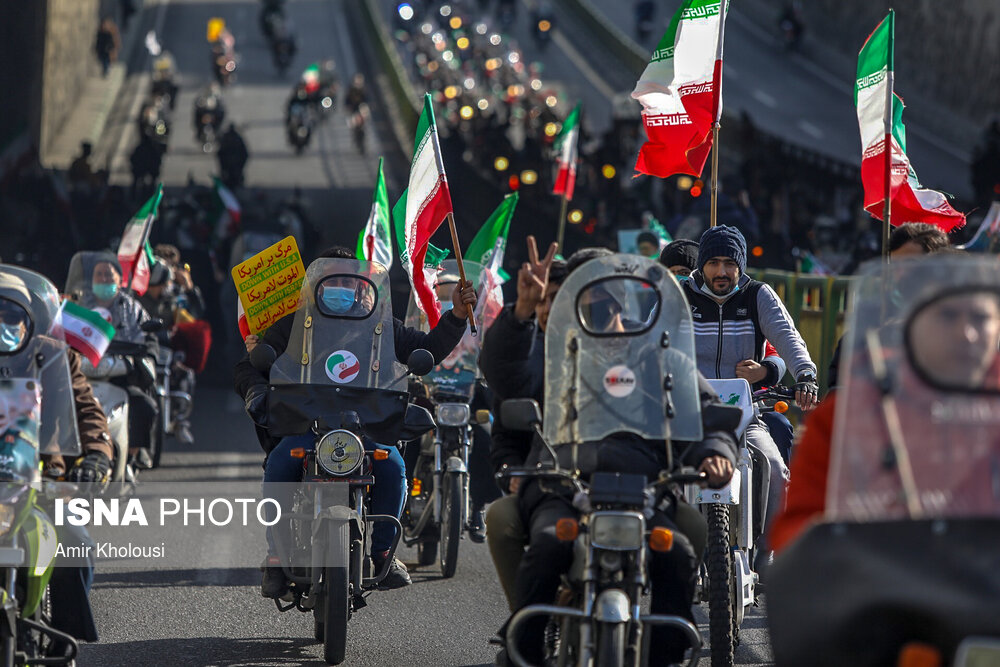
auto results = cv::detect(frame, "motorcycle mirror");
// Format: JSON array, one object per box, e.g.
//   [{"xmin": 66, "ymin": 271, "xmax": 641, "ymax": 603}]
[
  {"xmin": 474, "ymin": 409, "xmax": 491, "ymax": 425},
  {"xmin": 249, "ymin": 343, "xmax": 278, "ymax": 373},
  {"xmin": 501, "ymin": 399, "xmax": 542, "ymax": 432},
  {"xmin": 141, "ymin": 318, "xmax": 166, "ymax": 332},
  {"xmin": 406, "ymin": 348, "xmax": 434, "ymax": 377}
]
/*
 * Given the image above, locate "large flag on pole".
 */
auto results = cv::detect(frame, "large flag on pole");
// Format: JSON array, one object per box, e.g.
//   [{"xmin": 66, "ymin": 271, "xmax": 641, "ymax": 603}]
[
  {"xmin": 356, "ymin": 157, "xmax": 393, "ymax": 268},
  {"xmin": 552, "ymin": 104, "xmax": 580, "ymax": 200},
  {"xmin": 856, "ymin": 11, "xmax": 965, "ymax": 232},
  {"xmin": 117, "ymin": 185, "xmax": 163, "ymax": 296},
  {"xmin": 57, "ymin": 300, "xmax": 116, "ymax": 366},
  {"xmin": 392, "ymin": 94, "xmax": 454, "ymax": 327},
  {"xmin": 631, "ymin": 0, "xmax": 727, "ymax": 178},
  {"xmin": 466, "ymin": 192, "xmax": 518, "ymax": 274}
]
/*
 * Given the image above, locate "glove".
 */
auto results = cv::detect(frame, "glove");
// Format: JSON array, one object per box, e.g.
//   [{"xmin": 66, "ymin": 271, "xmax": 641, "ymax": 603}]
[
  {"xmin": 794, "ymin": 373, "xmax": 819, "ymax": 409},
  {"xmin": 245, "ymin": 384, "xmax": 270, "ymax": 427},
  {"xmin": 68, "ymin": 451, "xmax": 112, "ymax": 484}
]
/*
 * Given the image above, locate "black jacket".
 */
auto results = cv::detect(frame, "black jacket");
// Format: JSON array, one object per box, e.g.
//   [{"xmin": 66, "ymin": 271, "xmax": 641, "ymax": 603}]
[
  {"xmin": 478, "ymin": 305, "xmax": 544, "ymax": 475},
  {"xmin": 234, "ymin": 309, "xmax": 468, "ymax": 399}
]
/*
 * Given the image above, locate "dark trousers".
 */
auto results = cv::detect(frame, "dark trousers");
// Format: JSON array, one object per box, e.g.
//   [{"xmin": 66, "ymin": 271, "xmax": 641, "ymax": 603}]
[
  {"xmin": 126, "ymin": 386, "xmax": 157, "ymax": 451},
  {"xmin": 513, "ymin": 496, "xmax": 700, "ymax": 665},
  {"xmin": 760, "ymin": 410, "xmax": 794, "ymax": 465}
]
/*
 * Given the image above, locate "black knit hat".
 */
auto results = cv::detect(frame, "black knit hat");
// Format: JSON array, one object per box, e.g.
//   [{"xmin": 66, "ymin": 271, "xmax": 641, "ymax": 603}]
[
  {"xmin": 659, "ymin": 239, "xmax": 699, "ymax": 271},
  {"xmin": 697, "ymin": 225, "xmax": 747, "ymax": 274}
]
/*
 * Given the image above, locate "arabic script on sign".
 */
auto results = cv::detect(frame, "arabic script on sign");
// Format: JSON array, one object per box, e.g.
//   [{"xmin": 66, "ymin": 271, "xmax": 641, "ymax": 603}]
[{"xmin": 231, "ymin": 236, "xmax": 305, "ymax": 335}]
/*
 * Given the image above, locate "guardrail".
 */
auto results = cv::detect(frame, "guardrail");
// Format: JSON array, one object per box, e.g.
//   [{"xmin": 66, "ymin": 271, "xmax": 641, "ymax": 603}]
[
  {"xmin": 356, "ymin": 0, "xmax": 420, "ymax": 147},
  {"xmin": 751, "ymin": 270, "xmax": 852, "ymax": 394}
]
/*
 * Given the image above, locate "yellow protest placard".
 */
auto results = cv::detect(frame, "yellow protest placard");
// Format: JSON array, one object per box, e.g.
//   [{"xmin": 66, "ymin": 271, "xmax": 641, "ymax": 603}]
[
  {"xmin": 207, "ymin": 18, "xmax": 225, "ymax": 42},
  {"xmin": 231, "ymin": 236, "xmax": 305, "ymax": 335}
]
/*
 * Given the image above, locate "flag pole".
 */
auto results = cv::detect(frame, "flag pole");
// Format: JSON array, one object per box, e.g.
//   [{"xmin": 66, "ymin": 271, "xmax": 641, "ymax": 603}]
[
  {"xmin": 556, "ymin": 193, "xmax": 568, "ymax": 252},
  {"xmin": 709, "ymin": 0, "xmax": 727, "ymax": 229},
  {"xmin": 882, "ymin": 9, "xmax": 894, "ymax": 263},
  {"xmin": 446, "ymin": 211, "xmax": 478, "ymax": 335}
]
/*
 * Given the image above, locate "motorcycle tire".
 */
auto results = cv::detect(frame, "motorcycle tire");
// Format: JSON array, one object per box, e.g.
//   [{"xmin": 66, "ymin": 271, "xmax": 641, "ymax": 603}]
[
  {"xmin": 322, "ymin": 565, "xmax": 349, "ymax": 664},
  {"xmin": 439, "ymin": 472, "xmax": 462, "ymax": 578},
  {"xmin": 595, "ymin": 621, "xmax": 626, "ymax": 667},
  {"xmin": 706, "ymin": 504, "xmax": 735, "ymax": 667}
]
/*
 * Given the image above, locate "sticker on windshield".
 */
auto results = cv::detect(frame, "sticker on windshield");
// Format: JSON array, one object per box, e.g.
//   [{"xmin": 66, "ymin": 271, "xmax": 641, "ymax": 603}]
[
  {"xmin": 326, "ymin": 350, "xmax": 361, "ymax": 384},
  {"xmin": 603, "ymin": 365, "xmax": 636, "ymax": 398}
]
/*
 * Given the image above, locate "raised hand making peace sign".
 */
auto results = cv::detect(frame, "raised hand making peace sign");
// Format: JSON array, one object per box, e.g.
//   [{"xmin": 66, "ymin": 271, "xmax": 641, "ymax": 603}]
[{"xmin": 514, "ymin": 235, "xmax": 559, "ymax": 322}]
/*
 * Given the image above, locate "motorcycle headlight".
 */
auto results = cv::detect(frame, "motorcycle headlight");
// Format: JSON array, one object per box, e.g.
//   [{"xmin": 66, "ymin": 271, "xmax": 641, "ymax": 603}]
[
  {"xmin": 435, "ymin": 403, "xmax": 470, "ymax": 427},
  {"xmin": 315, "ymin": 430, "xmax": 364, "ymax": 476},
  {"xmin": 0, "ymin": 505, "xmax": 16, "ymax": 538},
  {"xmin": 589, "ymin": 512, "xmax": 644, "ymax": 551}
]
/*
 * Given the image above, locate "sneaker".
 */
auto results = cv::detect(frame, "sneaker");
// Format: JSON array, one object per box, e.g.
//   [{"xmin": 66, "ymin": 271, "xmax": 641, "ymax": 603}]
[
  {"xmin": 261, "ymin": 556, "xmax": 289, "ymax": 598},
  {"xmin": 132, "ymin": 448, "xmax": 153, "ymax": 470},
  {"xmin": 175, "ymin": 422, "xmax": 195, "ymax": 445},
  {"xmin": 468, "ymin": 506, "xmax": 487, "ymax": 544},
  {"xmin": 373, "ymin": 551, "xmax": 411, "ymax": 589}
]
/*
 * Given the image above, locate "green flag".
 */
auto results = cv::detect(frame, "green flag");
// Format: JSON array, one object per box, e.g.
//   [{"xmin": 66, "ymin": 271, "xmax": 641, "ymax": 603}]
[
  {"xmin": 466, "ymin": 192, "xmax": 518, "ymax": 268},
  {"xmin": 356, "ymin": 157, "xmax": 393, "ymax": 268}
]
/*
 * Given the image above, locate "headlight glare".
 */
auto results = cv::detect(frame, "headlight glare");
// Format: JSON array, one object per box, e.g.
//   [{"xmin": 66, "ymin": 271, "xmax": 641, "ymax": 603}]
[
  {"xmin": 590, "ymin": 512, "xmax": 644, "ymax": 551},
  {"xmin": 436, "ymin": 403, "xmax": 470, "ymax": 427}
]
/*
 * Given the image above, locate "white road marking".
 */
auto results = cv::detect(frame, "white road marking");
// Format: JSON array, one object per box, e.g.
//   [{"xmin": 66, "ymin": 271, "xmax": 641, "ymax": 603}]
[{"xmin": 752, "ymin": 89, "xmax": 777, "ymax": 108}]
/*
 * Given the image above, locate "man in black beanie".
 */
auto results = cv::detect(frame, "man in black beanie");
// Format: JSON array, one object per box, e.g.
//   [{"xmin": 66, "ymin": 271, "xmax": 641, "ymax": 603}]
[
  {"xmin": 659, "ymin": 239, "xmax": 700, "ymax": 277},
  {"xmin": 680, "ymin": 225, "xmax": 819, "ymax": 550}
]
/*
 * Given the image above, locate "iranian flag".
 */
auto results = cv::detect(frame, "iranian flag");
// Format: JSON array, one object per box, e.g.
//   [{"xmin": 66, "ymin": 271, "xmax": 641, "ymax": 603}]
[
  {"xmin": 356, "ymin": 157, "xmax": 393, "ymax": 268},
  {"xmin": 57, "ymin": 300, "xmax": 116, "ymax": 366},
  {"xmin": 117, "ymin": 185, "xmax": 163, "ymax": 295},
  {"xmin": 552, "ymin": 104, "xmax": 580, "ymax": 200},
  {"xmin": 213, "ymin": 177, "xmax": 241, "ymax": 240},
  {"xmin": 632, "ymin": 0, "xmax": 727, "ymax": 178},
  {"xmin": 392, "ymin": 94, "xmax": 454, "ymax": 327},
  {"xmin": 237, "ymin": 300, "xmax": 250, "ymax": 340},
  {"xmin": 856, "ymin": 10, "xmax": 965, "ymax": 232}
]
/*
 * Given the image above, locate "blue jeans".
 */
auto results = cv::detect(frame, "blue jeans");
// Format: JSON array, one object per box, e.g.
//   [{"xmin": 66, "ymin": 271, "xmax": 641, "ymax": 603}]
[{"xmin": 262, "ymin": 433, "xmax": 406, "ymax": 556}]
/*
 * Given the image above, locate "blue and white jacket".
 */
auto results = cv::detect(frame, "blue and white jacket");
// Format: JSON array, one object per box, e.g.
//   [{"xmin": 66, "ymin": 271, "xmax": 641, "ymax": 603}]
[{"xmin": 681, "ymin": 271, "xmax": 816, "ymax": 383}]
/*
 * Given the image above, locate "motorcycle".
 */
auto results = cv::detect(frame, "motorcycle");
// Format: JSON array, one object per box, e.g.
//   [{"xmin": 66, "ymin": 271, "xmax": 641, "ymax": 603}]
[
  {"xmin": 401, "ymin": 261, "xmax": 502, "ymax": 577},
  {"xmin": 769, "ymin": 255, "xmax": 1000, "ymax": 667},
  {"xmin": 259, "ymin": 0, "xmax": 286, "ymax": 40},
  {"xmin": 270, "ymin": 29, "xmax": 297, "ymax": 75},
  {"xmin": 64, "ymin": 251, "xmax": 162, "ymax": 480},
  {"xmin": 193, "ymin": 93, "xmax": 225, "ymax": 153},
  {"xmin": 153, "ymin": 345, "xmax": 193, "ymax": 460},
  {"xmin": 249, "ymin": 256, "xmax": 437, "ymax": 665},
  {"xmin": 531, "ymin": 5, "xmax": 554, "ymax": 50},
  {"xmin": 502, "ymin": 254, "xmax": 723, "ymax": 666},
  {"xmin": 150, "ymin": 53, "xmax": 179, "ymax": 111},
  {"xmin": 286, "ymin": 99, "xmax": 314, "ymax": 154},
  {"xmin": 139, "ymin": 97, "xmax": 171, "ymax": 153},
  {"xmin": 0, "ymin": 379, "xmax": 79, "ymax": 667},
  {"xmin": 689, "ymin": 380, "xmax": 793, "ymax": 666},
  {"xmin": 348, "ymin": 103, "xmax": 368, "ymax": 155}
]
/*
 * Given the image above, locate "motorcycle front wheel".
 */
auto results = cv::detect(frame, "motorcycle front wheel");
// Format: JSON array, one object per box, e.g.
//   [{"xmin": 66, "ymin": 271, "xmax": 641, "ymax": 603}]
[
  {"xmin": 322, "ymin": 522, "xmax": 350, "ymax": 666},
  {"xmin": 595, "ymin": 620, "xmax": 626, "ymax": 667},
  {"xmin": 706, "ymin": 504, "xmax": 735, "ymax": 667},
  {"xmin": 439, "ymin": 472, "xmax": 463, "ymax": 578}
]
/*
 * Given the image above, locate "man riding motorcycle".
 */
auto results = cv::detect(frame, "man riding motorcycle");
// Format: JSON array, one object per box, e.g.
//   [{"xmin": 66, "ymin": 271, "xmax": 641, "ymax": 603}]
[
  {"xmin": 0, "ymin": 269, "xmax": 113, "ymax": 650},
  {"xmin": 499, "ymin": 250, "xmax": 740, "ymax": 666},
  {"xmin": 233, "ymin": 246, "xmax": 477, "ymax": 597},
  {"xmin": 70, "ymin": 254, "xmax": 159, "ymax": 470},
  {"xmin": 680, "ymin": 225, "xmax": 818, "ymax": 550}
]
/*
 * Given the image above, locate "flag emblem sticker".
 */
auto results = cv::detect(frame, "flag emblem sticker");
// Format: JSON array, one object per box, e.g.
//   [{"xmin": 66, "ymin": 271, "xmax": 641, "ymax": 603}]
[
  {"xmin": 326, "ymin": 350, "xmax": 361, "ymax": 384},
  {"xmin": 603, "ymin": 365, "xmax": 637, "ymax": 398}
]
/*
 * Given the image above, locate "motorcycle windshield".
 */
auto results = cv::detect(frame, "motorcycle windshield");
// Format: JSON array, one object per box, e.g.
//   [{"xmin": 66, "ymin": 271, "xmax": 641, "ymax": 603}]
[
  {"xmin": 0, "ymin": 266, "xmax": 63, "ymax": 340},
  {"xmin": 404, "ymin": 260, "xmax": 503, "ymax": 400},
  {"xmin": 544, "ymin": 255, "xmax": 702, "ymax": 446},
  {"xmin": 827, "ymin": 255, "xmax": 1000, "ymax": 521},
  {"xmin": 0, "ymin": 378, "xmax": 42, "ymax": 488},
  {"xmin": 268, "ymin": 258, "xmax": 410, "ymax": 441},
  {"xmin": 0, "ymin": 337, "xmax": 81, "ymax": 456},
  {"xmin": 64, "ymin": 250, "xmax": 120, "ymax": 302}
]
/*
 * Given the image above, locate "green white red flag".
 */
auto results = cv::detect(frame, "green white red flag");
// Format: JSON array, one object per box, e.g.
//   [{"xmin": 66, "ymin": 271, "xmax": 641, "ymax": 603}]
[
  {"xmin": 356, "ymin": 157, "xmax": 393, "ymax": 269},
  {"xmin": 631, "ymin": 0, "xmax": 727, "ymax": 178},
  {"xmin": 117, "ymin": 185, "xmax": 163, "ymax": 296},
  {"xmin": 56, "ymin": 300, "xmax": 116, "ymax": 367},
  {"xmin": 213, "ymin": 177, "xmax": 241, "ymax": 240},
  {"xmin": 552, "ymin": 104, "xmax": 580, "ymax": 200},
  {"xmin": 856, "ymin": 10, "xmax": 965, "ymax": 232},
  {"xmin": 392, "ymin": 94, "xmax": 454, "ymax": 327}
]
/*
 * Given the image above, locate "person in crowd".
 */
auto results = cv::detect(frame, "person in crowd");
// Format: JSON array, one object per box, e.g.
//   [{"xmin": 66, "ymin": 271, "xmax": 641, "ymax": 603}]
[{"xmin": 95, "ymin": 17, "xmax": 120, "ymax": 77}]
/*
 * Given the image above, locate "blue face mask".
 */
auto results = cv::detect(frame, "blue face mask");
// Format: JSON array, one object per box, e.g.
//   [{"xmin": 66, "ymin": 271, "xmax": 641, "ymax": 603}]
[
  {"xmin": 322, "ymin": 286, "xmax": 356, "ymax": 314},
  {"xmin": 0, "ymin": 323, "xmax": 23, "ymax": 352},
  {"xmin": 93, "ymin": 282, "xmax": 118, "ymax": 301},
  {"xmin": 676, "ymin": 275, "xmax": 691, "ymax": 283}
]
